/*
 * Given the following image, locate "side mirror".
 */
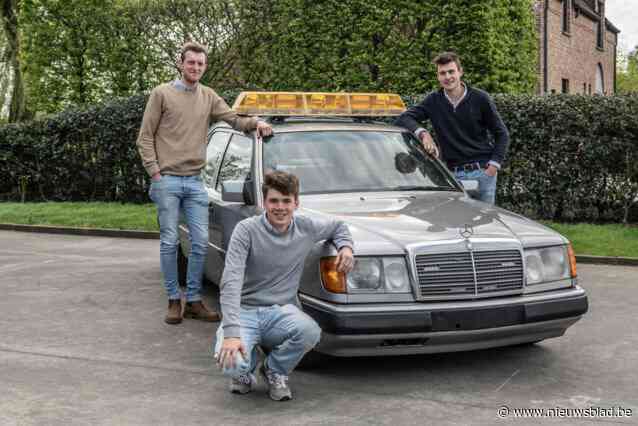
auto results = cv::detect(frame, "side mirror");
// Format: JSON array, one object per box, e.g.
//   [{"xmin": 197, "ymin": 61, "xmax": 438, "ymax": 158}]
[
  {"xmin": 460, "ymin": 180, "xmax": 480, "ymax": 200},
  {"xmin": 221, "ymin": 180, "xmax": 255, "ymax": 205}
]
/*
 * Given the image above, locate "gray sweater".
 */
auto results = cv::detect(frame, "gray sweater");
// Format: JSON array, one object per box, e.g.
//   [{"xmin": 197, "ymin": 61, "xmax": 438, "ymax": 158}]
[{"xmin": 220, "ymin": 212, "xmax": 353, "ymax": 338}]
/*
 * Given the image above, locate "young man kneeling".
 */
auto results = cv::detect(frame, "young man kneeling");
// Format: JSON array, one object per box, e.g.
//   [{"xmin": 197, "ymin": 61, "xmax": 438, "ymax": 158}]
[{"xmin": 215, "ymin": 171, "xmax": 354, "ymax": 401}]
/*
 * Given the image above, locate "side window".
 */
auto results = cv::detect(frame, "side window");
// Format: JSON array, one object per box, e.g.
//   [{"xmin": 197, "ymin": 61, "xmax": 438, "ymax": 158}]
[
  {"xmin": 216, "ymin": 134, "xmax": 253, "ymax": 192},
  {"xmin": 203, "ymin": 131, "xmax": 231, "ymax": 190}
]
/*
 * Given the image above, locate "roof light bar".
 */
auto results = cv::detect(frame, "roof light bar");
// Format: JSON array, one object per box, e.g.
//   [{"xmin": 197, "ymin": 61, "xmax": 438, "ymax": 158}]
[{"xmin": 232, "ymin": 92, "xmax": 406, "ymax": 116}]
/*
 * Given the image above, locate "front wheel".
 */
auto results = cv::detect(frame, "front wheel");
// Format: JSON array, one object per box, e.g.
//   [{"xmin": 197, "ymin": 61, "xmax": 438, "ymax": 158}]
[
  {"xmin": 296, "ymin": 350, "xmax": 329, "ymax": 370},
  {"xmin": 513, "ymin": 340, "xmax": 543, "ymax": 347}
]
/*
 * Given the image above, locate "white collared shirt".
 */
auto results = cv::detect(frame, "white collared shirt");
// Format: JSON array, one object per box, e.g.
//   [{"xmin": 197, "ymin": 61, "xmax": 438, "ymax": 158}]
[{"xmin": 444, "ymin": 83, "xmax": 467, "ymax": 110}]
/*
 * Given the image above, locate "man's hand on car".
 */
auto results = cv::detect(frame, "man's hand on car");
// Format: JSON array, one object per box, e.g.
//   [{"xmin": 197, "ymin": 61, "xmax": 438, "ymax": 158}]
[
  {"xmin": 217, "ymin": 337, "xmax": 246, "ymax": 370},
  {"xmin": 256, "ymin": 121, "xmax": 273, "ymax": 137},
  {"xmin": 419, "ymin": 131, "xmax": 440, "ymax": 158},
  {"xmin": 335, "ymin": 246, "xmax": 355, "ymax": 273},
  {"xmin": 151, "ymin": 173, "xmax": 161, "ymax": 182},
  {"xmin": 484, "ymin": 165, "xmax": 498, "ymax": 177}
]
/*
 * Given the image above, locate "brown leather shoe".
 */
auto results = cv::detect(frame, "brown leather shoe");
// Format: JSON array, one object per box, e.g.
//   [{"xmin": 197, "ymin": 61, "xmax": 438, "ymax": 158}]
[
  {"xmin": 183, "ymin": 301, "xmax": 221, "ymax": 322},
  {"xmin": 165, "ymin": 299, "xmax": 183, "ymax": 324}
]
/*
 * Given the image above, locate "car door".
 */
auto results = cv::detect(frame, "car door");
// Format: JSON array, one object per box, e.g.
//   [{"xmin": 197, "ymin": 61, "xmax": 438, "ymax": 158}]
[
  {"xmin": 209, "ymin": 132, "xmax": 261, "ymax": 284},
  {"xmin": 201, "ymin": 129, "xmax": 232, "ymax": 284}
]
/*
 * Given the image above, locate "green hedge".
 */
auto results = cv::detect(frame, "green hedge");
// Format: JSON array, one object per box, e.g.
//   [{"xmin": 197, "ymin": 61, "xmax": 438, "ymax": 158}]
[
  {"xmin": 495, "ymin": 94, "xmax": 638, "ymax": 224},
  {"xmin": 1, "ymin": 95, "xmax": 149, "ymax": 203},
  {"xmin": 1, "ymin": 92, "xmax": 637, "ymax": 222}
]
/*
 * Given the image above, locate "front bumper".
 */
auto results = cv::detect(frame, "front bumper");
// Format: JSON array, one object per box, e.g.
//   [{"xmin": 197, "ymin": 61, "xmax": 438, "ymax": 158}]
[{"xmin": 300, "ymin": 286, "xmax": 588, "ymax": 356}]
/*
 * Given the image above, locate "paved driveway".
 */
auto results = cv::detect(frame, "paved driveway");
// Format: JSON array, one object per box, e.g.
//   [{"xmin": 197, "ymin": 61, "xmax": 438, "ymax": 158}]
[{"xmin": 1, "ymin": 231, "xmax": 637, "ymax": 425}]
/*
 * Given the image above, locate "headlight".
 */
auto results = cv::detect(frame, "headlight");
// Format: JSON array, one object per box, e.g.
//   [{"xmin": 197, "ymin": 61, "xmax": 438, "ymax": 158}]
[
  {"xmin": 347, "ymin": 258, "xmax": 382, "ymax": 291},
  {"xmin": 524, "ymin": 245, "xmax": 570, "ymax": 285},
  {"xmin": 382, "ymin": 258, "xmax": 411, "ymax": 293},
  {"xmin": 345, "ymin": 257, "xmax": 411, "ymax": 293}
]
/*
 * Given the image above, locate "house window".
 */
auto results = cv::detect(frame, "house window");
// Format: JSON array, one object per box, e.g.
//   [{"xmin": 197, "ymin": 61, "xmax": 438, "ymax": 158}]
[
  {"xmin": 595, "ymin": 64, "xmax": 604, "ymax": 94},
  {"xmin": 588, "ymin": 84, "xmax": 592, "ymax": 95},
  {"xmin": 562, "ymin": 0, "xmax": 571, "ymax": 34},
  {"xmin": 583, "ymin": 83, "xmax": 587, "ymax": 93},
  {"xmin": 562, "ymin": 79, "xmax": 570, "ymax": 94}
]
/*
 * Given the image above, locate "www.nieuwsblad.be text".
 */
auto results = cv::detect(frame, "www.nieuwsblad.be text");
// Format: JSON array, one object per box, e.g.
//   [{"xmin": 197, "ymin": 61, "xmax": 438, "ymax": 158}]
[{"xmin": 497, "ymin": 405, "xmax": 633, "ymax": 419}]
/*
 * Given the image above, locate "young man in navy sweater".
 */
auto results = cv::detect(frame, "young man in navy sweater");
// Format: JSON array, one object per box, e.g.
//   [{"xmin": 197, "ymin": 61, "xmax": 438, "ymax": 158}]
[{"xmin": 395, "ymin": 52, "xmax": 509, "ymax": 204}]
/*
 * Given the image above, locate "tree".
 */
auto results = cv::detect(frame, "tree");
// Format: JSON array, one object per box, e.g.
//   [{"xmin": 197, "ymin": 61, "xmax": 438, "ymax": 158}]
[
  {"xmin": 1, "ymin": 0, "xmax": 30, "ymax": 122},
  {"xmin": 20, "ymin": 0, "xmax": 134, "ymax": 113},
  {"xmin": 0, "ymin": 17, "xmax": 9, "ymax": 120},
  {"xmin": 18, "ymin": 0, "xmax": 246, "ymax": 114},
  {"xmin": 234, "ymin": 0, "xmax": 538, "ymax": 94},
  {"xmin": 133, "ymin": 0, "xmax": 245, "ymax": 89},
  {"xmin": 617, "ymin": 48, "xmax": 638, "ymax": 94}
]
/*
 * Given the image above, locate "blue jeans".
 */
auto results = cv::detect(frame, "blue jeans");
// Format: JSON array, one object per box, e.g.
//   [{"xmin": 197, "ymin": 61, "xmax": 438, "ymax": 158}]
[
  {"xmin": 214, "ymin": 304, "xmax": 321, "ymax": 377},
  {"xmin": 454, "ymin": 168, "xmax": 498, "ymax": 204},
  {"xmin": 149, "ymin": 175, "xmax": 209, "ymax": 302}
]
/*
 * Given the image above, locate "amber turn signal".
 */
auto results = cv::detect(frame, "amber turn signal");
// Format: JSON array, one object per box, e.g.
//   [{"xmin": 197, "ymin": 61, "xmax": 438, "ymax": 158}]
[
  {"xmin": 567, "ymin": 243, "xmax": 577, "ymax": 278},
  {"xmin": 320, "ymin": 256, "xmax": 346, "ymax": 293}
]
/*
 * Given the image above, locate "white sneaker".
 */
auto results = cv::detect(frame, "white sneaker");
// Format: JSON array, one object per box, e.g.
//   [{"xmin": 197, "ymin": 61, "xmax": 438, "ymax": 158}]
[
  {"xmin": 229, "ymin": 373, "xmax": 255, "ymax": 394},
  {"xmin": 259, "ymin": 364, "xmax": 292, "ymax": 401}
]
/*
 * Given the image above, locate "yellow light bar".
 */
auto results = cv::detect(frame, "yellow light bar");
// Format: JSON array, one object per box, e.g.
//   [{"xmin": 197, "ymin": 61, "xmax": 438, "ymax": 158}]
[{"xmin": 232, "ymin": 92, "xmax": 406, "ymax": 116}]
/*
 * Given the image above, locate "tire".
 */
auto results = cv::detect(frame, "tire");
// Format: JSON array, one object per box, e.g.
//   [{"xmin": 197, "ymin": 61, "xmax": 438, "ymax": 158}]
[
  {"xmin": 177, "ymin": 245, "xmax": 188, "ymax": 288},
  {"xmin": 296, "ymin": 350, "xmax": 329, "ymax": 370},
  {"xmin": 513, "ymin": 340, "xmax": 543, "ymax": 347}
]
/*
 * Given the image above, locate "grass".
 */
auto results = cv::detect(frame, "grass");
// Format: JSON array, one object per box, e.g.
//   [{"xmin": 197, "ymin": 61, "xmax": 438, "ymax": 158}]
[
  {"xmin": 0, "ymin": 202, "xmax": 159, "ymax": 232},
  {"xmin": 1, "ymin": 202, "xmax": 637, "ymax": 257},
  {"xmin": 543, "ymin": 222, "xmax": 638, "ymax": 258}
]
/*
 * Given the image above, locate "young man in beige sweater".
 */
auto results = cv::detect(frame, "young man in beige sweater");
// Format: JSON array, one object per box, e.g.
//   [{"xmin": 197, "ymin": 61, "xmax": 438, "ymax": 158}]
[{"xmin": 136, "ymin": 41, "xmax": 272, "ymax": 324}]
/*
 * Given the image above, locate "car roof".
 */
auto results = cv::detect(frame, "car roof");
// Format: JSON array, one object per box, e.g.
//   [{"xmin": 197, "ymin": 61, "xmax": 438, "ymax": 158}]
[{"xmin": 213, "ymin": 118, "xmax": 408, "ymax": 134}]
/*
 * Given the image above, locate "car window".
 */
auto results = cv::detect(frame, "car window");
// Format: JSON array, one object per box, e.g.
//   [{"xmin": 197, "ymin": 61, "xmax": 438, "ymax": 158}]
[
  {"xmin": 263, "ymin": 130, "xmax": 458, "ymax": 194},
  {"xmin": 216, "ymin": 133, "xmax": 253, "ymax": 192},
  {"xmin": 203, "ymin": 131, "xmax": 231, "ymax": 190}
]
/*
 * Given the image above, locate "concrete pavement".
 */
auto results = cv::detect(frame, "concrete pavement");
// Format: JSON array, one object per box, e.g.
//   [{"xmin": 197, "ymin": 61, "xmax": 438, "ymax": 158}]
[{"xmin": 1, "ymin": 230, "xmax": 637, "ymax": 425}]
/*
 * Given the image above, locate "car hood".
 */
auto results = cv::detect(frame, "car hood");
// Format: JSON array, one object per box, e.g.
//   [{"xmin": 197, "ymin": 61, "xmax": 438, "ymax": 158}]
[{"xmin": 299, "ymin": 192, "xmax": 565, "ymax": 253}]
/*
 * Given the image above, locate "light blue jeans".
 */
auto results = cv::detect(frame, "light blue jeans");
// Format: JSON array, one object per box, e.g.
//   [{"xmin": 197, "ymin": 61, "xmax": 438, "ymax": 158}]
[
  {"xmin": 454, "ymin": 168, "xmax": 498, "ymax": 205},
  {"xmin": 149, "ymin": 175, "xmax": 209, "ymax": 302},
  {"xmin": 214, "ymin": 304, "xmax": 321, "ymax": 377}
]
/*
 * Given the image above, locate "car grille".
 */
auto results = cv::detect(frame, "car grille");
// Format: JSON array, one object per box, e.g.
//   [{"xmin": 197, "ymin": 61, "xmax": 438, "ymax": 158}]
[{"xmin": 415, "ymin": 250, "xmax": 523, "ymax": 299}]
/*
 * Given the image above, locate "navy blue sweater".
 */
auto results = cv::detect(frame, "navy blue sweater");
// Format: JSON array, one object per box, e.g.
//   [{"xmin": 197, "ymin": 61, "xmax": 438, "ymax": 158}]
[{"xmin": 395, "ymin": 86, "xmax": 509, "ymax": 168}]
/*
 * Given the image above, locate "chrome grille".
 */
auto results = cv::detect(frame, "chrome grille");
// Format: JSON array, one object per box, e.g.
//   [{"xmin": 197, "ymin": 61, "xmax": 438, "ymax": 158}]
[{"xmin": 415, "ymin": 250, "xmax": 523, "ymax": 299}]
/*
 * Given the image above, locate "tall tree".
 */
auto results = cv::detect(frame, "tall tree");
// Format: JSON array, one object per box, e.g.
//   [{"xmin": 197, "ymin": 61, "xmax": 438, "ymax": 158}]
[
  {"xmin": 1, "ymin": 0, "xmax": 29, "ymax": 122},
  {"xmin": 617, "ymin": 48, "xmax": 638, "ymax": 94},
  {"xmin": 0, "ymin": 18, "xmax": 9, "ymax": 120},
  {"xmin": 19, "ymin": 0, "xmax": 245, "ymax": 114}
]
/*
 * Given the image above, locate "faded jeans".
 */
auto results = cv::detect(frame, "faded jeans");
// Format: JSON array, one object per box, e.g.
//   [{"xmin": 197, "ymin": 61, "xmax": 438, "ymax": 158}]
[
  {"xmin": 214, "ymin": 304, "xmax": 321, "ymax": 377},
  {"xmin": 149, "ymin": 174, "xmax": 209, "ymax": 302},
  {"xmin": 454, "ymin": 168, "xmax": 498, "ymax": 205}
]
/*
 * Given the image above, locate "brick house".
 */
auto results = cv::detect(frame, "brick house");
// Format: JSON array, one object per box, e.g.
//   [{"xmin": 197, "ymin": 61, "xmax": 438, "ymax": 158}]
[{"xmin": 535, "ymin": 0, "xmax": 620, "ymax": 94}]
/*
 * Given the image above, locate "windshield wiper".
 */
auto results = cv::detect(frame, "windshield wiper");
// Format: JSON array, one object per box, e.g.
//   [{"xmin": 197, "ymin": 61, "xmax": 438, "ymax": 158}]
[{"xmin": 392, "ymin": 185, "xmax": 457, "ymax": 191}]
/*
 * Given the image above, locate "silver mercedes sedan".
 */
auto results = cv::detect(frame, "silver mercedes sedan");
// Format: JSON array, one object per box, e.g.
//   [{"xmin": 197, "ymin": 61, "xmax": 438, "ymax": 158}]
[{"xmin": 177, "ymin": 93, "xmax": 588, "ymax": 359}]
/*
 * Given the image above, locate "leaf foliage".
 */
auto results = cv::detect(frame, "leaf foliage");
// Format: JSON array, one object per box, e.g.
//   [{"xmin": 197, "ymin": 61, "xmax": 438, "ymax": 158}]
[{"xmin": 1, "ymin": 92, "xmax": 637, "ymax": 223}]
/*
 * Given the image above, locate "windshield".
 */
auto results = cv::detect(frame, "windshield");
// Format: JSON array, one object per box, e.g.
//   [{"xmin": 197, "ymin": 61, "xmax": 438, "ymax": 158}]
[{"xmin": 262, "ymin": 130, "xmax": 459, "ymax": 194}]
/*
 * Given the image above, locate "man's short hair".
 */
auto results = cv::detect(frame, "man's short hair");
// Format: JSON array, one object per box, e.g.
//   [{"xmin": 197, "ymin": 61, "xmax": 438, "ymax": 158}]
[
  {"xmin": 262, "ymin": 171, "xmax": 300, "ymax": 199},
  {"xmin": 433, "ymin": 52, "xmax": 462, "ymax": 70},
  {"xmin": 180, "ymin": 41, "xmax": 208, "ymax": 63}
]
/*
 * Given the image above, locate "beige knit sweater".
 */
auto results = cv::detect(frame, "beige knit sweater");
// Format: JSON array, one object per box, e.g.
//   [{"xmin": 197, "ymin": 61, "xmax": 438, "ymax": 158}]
[{"xmin": 136, "ymin": 83, "xmax": 258, "ymax": 177}]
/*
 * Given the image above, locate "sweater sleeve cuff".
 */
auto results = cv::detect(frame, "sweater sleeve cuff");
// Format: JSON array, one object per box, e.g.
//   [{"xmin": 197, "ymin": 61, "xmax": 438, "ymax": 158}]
[
  {"xmin": 414, "ymin": 127, "xmax": 429, "ymax": 138},
  {"xmin": 336, "ymin": 242, "xmax": 354, "ymax": 253},
  {"xmin": 222, "ymin": 325, "xmax": 241, "ymax": 339},
  {"xmin": 488, "ymin": 160, "xmax": 501, "ymax": 170},
  {"xmin": 146, "ymin": 163, "xmax": 160, "ymax": 177}
]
